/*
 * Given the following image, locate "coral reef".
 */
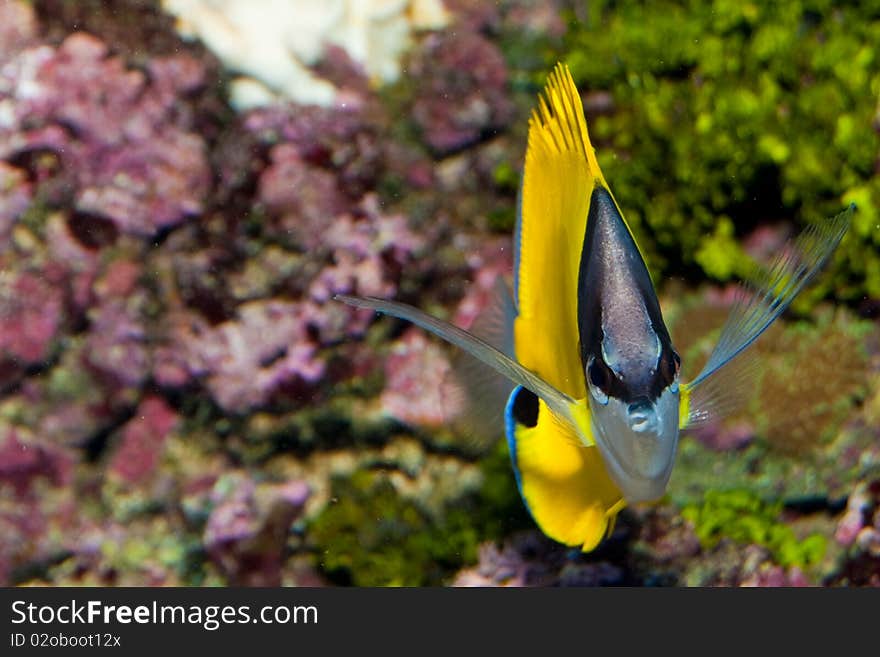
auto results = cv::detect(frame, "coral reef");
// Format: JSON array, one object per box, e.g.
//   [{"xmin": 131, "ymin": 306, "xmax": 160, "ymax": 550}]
[
  {"xmin": 0, "ymin": 30, "xmax": 211, "ymax": 237},
  {"xmin": 0, "ymin": 0, "xmax": 877, "ymax": 589},
  {"xmin": 203, "ymin": 473, "xmax": 310, "ymax": 586},
  {"xmin": 0, "ymin": 0, "xmax": 476, "ymax": 587},
  {"xmin": 380, "ymin": 328, "xmax": 460, "ymax": 428},
  {"xmin": 830, "ymin": 480, "xmax": 880, "ymax": 585},
  {"xmin": 107, "ymin": 396, "xmax": 178, "ymax": 486},
  {"xmin": 151, "ymin": 193, "xmax": 423, "ymax": 413},
  {"xmin": 409, "ymin": 30, "xmax": 513, "ymax": 155},
  {"xmin": 452, "ymin": 532, "xmax": 626, "ymax": 587}
]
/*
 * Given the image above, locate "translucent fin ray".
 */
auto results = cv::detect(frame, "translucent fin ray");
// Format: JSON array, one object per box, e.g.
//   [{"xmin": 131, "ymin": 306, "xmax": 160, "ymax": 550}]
[
  {"xmin": 335, "ymin": 294, "xmax": 576, "ymax": 421},
  {"xmin": 445, "ymin": 278, "xmax": 517, "ymax": 448},
  {"xmin": 681, "ymin": 348, "xmax": 760, "ymax": 429},
  {"xmin": 688, "ymin": 205, "xmax": 852, "ymax": 393}
]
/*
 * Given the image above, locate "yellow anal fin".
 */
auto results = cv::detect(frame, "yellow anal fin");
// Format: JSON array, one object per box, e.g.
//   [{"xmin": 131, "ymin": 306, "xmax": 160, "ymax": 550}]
[{"xmin": 511, "ymin": 397, "xmax": 623, "ymax": 552}]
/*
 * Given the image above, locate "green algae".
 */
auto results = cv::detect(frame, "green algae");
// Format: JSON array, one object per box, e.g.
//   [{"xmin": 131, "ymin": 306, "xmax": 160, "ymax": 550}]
[
  {"xmin": 682, "ymin": 488, "xmax": 826, "ymax": 569},
  {"xmin": 750, "ymin": 309, "xmax": 873, "ymax": 450},
  {"xmin": 555, "ymin": 0, "xmax": 880, "ymax": 302},
  {"xmin": 308, "ymin": 441, "xmax": 530, "ymax": 586}
]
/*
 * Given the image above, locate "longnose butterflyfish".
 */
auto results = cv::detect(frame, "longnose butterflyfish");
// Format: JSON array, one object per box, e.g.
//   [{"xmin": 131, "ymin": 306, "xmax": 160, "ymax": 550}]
[{"xmin": 337, "ymin": 63, "xmax": 852, "ymax": 552}]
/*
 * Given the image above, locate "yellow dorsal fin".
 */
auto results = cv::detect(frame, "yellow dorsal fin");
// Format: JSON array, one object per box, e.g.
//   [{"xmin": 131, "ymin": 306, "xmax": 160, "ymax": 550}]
[
  {"xmin": 530, "ymin": 64, "xmax": 606, "ymax": 184},
  {"xmin": 515, "ymin": 63, "xmax": 604, "ymax": 398}
]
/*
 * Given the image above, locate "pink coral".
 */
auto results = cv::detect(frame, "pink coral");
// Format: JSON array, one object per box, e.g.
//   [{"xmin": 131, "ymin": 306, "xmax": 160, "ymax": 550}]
[
  {"xmin": 182, "ymin": 300, "xmax": 326, "ymax": 414},
  {"xmin": 451, "ymin": 237, "xmax": 513, "ymax": 330},
  {"xmin": 84, "ymin": 299, "xmax": 150, "ymax": 388},
  {"xmin": 80, "ymin": 256, "xmax": 152, "ymax": 388},
  {"xmin": 108, "ymin": 397, "xmax": 179, "ymax": 486},
  {"xmin": 381, "ymin": 328, "xmax": 460, "ymax": 428},
  {"xmin": 0, "ymin": 31, "xmax": 210, "ymax": 236},
  {"xmin": 258, "ymin": 144, "xmax": 348, "ymax": 249},
  {"xmin": 247, "ymin": 102, "xmax": 387, "ymax": 248},
  {"xmin": 246, "ymin": 103, "xmax": 384, "ymax": 200},
  {"xmin": 308, "ymin": 197, "xmax": 424, "ymax": 302},
  {"xmin": 43, "ymin": 212, "xmax": 102, "ymax": 312},
  {"xmin": 0, "ymin": 162, "xmax": 32, "ymax": 240},
  {"xmin": 836, "ymin": 481, "xmax": 880, "ymax": 558},
  {"xmin": 0, "ymin": 1, "xmax": 36, "ymax": 61},
  {"xmin": 0, "ymin": 426, "xmax": 77, "ymax": 584},
  {"xmin": 203, "ymin": 474, "xmax": 310, "ymax": 586},
  {"xmin": 410, "ymin": 31, "xmax": 513, "ymax": 155},
  {"xmin": 0, "ymin": 268, "xmax": 64, "ymax": 366},
  {"xmin": 0, "ymin": 428, "xmax": 73, "ymax": 495},
  {"xmin": 377, "ymin": 236, "xmax": 511, "ymax": 430},
  {"xmin": 154, "ymin": 194, "xmax": 423, "ymax": 412}
]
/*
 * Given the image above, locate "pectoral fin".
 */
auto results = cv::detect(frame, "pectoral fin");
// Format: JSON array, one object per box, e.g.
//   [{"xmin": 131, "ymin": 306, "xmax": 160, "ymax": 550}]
[
  {"xmin": 682, "ymin": 205, "xmax": 852, "ymax": 428},
  {"xmin": 335, "ymin": 294, "xmax": 577, "ymax": 423}
]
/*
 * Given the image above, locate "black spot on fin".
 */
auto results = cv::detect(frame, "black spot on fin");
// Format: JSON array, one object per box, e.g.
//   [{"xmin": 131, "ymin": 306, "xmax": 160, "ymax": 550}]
[{"xmin": 512, "ymin": 387, "xmax": 539, "ymax": 428}]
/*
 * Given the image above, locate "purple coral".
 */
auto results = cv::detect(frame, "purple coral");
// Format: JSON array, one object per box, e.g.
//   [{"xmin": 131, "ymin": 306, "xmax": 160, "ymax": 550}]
[
  {"xmin": 381, "ymin": 328, "xmax": 460, "ymax": 428},
  {"xmin": 451, "ymin": 237, "xmax": 513, "ymax": 330},
  {"xmin": 308, "ymin": 196, "xmax": 424, "ymax": 302},
  {"xmin": 452, "ymin": 531, "xmax": 625, "ymax": 587},
  {"xmin": 0, "ymin": 268, "xmax": 64, "ymax": 367},
  {"xmin": 108, "ymin": 396, "xmax": 178, "ymax": 486},
  {"xmin": 258, "ymin": 144, "xmax": 348, "ymax": 248},
  {"xmin": 836, "ymin": 481, "xmax": 880, "ymax": 557},
  {"xmin": 154, "ymin": 193, "xmax": 423, "ymax": 413},
  {"xmin": 246, "ymin": 103, "xmax": 384, "ymax": 199},
  {"xmin": 245, "ymin": 102, "xmax": 387, "ymax": 248},
  {"xmin": 0, "ymin": 427, "xmax": 72, "ymax": 495},
  {"xmin": 410, "ymin": 31, "xmax": 513, "ymax": 155},
  {"xmin": 179, "ymin": 300, "xmax": 326, "ymax": 414},
  {"xmin": 378, "ymin": 238, "xmax": 511, "ymax": 429},
  {"xmin": 0, "ymin": 30, "xmax": 210, "ymax": 237},
  {"xmin": 84, "ymin": 259, "xmax": 150, "ymax": 388},
  {"xmin": 203, "ymin": 474, "xmax": 309, "ymax": 586},
  {"xmin": 0, "ymin": 427, "xmax": 75, "ymax": 584},
  {"xmin": 0, "ymin": 162, "xmax": 31, "ymax": 240}
]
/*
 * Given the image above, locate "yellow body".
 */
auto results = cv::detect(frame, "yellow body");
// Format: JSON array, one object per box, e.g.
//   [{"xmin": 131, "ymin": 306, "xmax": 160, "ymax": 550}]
[{"xmin": 509, "ymin": 65, "xmax": 627, "ymax": 551}]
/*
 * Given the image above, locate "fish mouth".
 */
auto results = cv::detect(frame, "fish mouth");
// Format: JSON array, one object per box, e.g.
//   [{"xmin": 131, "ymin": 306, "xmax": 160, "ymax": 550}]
[
  {"xmin": 588, "ymin": 388, "xmax": 680, "ymax": 503},
  {"xmin": 627, "ymin": 398, "xmax": 657, "ymax": 433}
]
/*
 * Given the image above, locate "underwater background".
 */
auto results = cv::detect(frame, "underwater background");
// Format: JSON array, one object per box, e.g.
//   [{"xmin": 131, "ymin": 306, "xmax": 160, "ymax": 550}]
[{"xmin": 1, "ymin": 0, "xmax": 879, "ymax": 587}]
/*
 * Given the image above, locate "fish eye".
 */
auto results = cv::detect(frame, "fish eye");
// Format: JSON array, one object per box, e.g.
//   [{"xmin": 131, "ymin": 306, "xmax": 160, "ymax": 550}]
[
  {"xmin": 587, "ymin": 357, "xmax": 611, "ymax": 405},
  {"xmin": 658, "ymin": 350, "xmax": 681, "ymax": 392}
]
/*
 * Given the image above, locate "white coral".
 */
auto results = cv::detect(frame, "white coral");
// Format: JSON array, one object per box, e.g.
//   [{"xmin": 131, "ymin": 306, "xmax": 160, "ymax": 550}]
[{"xmin": 161, "ymin": 0, "xmax": 448, "ymax": 110}]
